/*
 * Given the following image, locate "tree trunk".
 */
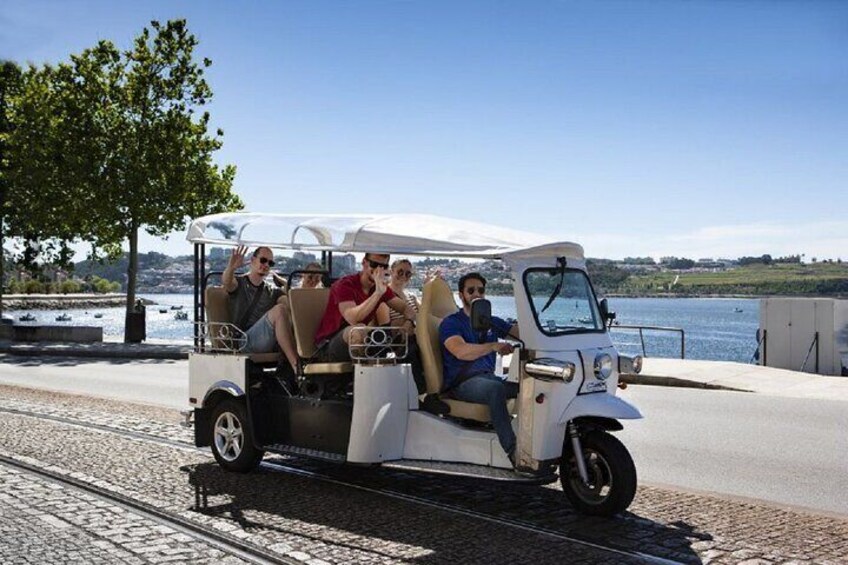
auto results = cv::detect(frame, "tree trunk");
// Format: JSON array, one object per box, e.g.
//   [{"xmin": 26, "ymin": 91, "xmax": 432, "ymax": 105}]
[{"xmin": 124, "ymin": 223, "xmax": 139, "ymax": 343}]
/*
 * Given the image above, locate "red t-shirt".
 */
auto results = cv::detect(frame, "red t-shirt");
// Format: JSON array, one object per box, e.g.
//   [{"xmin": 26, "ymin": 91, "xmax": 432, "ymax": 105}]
[{"xmin": 314, "ymin": 273, "xmax": 396, "ymax": 344}]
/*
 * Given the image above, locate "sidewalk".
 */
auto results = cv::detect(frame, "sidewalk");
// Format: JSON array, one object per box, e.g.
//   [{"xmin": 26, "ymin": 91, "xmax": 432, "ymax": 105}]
[{"xmin": 629, "ymin": 357, "xmax": 848, "ymax": 402}]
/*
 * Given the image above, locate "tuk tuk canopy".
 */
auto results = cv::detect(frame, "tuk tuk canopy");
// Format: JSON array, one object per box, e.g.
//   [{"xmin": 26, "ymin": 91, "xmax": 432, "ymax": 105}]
[{"xmin": 186, "ymin": 213, "xmax": 584, "ymax": 262}]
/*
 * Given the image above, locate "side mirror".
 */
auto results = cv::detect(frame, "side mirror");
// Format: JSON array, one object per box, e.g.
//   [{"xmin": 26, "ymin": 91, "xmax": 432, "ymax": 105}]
[
  {"xmin": 470, "ymin": 298, "xmax": 492, "ymax": 333},
  {"xmin": 599, "ymin": 298, "xmax": 616, "ymax": 323}
]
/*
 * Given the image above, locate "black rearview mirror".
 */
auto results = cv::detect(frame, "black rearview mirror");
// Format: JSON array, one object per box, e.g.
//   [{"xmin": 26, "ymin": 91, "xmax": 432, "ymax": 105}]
[
  {"xmin": 470, "ymin": 298, "xmax": 492, "ymax": 333},
  {"xmin": 599, "ymin": 298, "xmax": 616, "ymax": 323}
]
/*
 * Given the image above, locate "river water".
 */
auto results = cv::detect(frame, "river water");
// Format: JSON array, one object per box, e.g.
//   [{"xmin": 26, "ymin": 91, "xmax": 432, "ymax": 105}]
[{"xmin": 7, "ymin": 294, "xmax": 759, "ymax": 362}]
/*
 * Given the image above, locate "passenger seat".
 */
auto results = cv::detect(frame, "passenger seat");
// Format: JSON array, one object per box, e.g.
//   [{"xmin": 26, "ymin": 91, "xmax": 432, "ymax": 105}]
[
  {"xmin": 288, "ymin": 287, "xmax": 353, "ymax": 375},
  {"xmin": 203, "ymin": 285, "xmax": 281, "ymax": 364}
]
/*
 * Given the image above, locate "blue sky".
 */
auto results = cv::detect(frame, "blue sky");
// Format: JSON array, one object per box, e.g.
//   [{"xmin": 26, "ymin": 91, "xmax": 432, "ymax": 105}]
[{"xmin": 3, "ymin": 0, "xmax": 846, "ymax": 260}]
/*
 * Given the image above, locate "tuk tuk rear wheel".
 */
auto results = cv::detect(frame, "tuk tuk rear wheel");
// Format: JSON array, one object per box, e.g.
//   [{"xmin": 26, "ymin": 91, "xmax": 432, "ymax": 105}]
[
  {"xmin": 210, "ymin": 398, "xmax": 264, "ymax": 472},
  {"xmin": 560, "ymin": 430, "xmax": 636, "ymax": 516}
]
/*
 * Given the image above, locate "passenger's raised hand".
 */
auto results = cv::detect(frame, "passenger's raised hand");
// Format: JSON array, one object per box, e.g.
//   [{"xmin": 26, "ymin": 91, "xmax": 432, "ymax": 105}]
[
  {"xmin": 425, "ymin": 267, "xmax": 444, "ymax": 282},
  {"xmin": 372, "ymin": 266, "xmax": 388, "ymax": 296},
  {"xmin": 228, "ymin": 245, "xmax": 248, "ymax": 270}
]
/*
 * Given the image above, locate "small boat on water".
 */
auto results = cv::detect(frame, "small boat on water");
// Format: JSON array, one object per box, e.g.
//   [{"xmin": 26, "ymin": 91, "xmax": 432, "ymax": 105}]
[
  {"xmin": 170, "ymin": 305, "xmax": 184, "ymax": 310},
  {"xmin": 19, "ymin": 313, "xmax": 36, "ymax": 322},
  {"xmin": 93, "ymin": 313, "xmax": 104, "ymax": 319},
  {"xmin": 159, "ymin": 308, "xmax": 168, "ymax": 314},
  {"xmin": 55, "ymin": 314, "xmax": 72, "ymax": 322},
  {"xmin": 734, "ymin": 308, "xmax": 744, "ymax": 313},
  {"xmin": 174, "ymin": 311, "xmax": 189, "ymax": 321}
]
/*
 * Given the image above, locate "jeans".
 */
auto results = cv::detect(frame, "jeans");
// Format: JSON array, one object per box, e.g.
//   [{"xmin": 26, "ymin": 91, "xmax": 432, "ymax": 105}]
[{"xmin": 454, "ymin": 373, "xmax": 519, "ymax": 455}]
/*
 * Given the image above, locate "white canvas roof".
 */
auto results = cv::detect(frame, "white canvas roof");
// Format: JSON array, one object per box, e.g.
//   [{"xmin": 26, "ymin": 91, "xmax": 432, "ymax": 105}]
[{"xmin": 186, "ymin": 213, "xmax": 584, "ymax": 261}]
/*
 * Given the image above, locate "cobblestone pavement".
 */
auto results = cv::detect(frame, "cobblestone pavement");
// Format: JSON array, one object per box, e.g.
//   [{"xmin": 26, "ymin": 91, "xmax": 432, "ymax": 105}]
[
  {"xmin": 0, "ymin": 465, "xmax": 246, "ymax": 564},
  {"xmin": 1, "ymin": 384, "xmax": 847, "ymax": 564}
]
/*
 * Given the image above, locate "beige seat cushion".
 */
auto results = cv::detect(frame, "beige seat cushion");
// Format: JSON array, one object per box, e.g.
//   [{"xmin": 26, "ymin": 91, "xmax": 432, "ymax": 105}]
[
  {"xmin": 204, "ymin": 286, "xmax": 230, "ymax": 350},
  {"xmin": 289, "ymin": 287, "xmax": 331, "ymax": 358},
  {"xmin": 303, "ymin": 362, "xmax": 354, "ymax": 375},
  {"xmin": 289, "ymin": 287, "xmax": 352, "ymax": 376}
]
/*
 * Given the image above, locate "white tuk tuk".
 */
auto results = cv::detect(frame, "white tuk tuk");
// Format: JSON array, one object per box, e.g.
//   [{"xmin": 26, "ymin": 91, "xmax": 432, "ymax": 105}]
[{"xmin": 185, "ymin": 213, "xmax": 643, "ymax": 516}]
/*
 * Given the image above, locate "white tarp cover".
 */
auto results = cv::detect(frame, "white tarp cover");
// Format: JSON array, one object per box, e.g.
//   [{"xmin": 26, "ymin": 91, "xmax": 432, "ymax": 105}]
[{"xmin": 186, "ymin": 212, "xmax": 584, "ymax": 260}]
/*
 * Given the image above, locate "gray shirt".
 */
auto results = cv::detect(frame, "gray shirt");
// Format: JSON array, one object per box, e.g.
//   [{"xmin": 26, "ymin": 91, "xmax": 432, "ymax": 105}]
[{"xmin": 228, "ymin": 275, "xmax": 284, "ymax": 331}]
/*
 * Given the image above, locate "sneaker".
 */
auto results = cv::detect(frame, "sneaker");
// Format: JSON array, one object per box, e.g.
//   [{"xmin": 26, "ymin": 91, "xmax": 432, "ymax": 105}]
[
  {"xmin": 509, "ymin": 450, "xmax": 551, "ymax": 478},
  {"xmin": 421, "ymin": 394, "xmax": 450, "ymax": 416}
]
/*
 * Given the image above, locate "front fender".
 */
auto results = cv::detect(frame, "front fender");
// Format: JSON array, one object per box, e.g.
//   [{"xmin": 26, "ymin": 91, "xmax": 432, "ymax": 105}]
[{"xmin": 560, "ymin": 393, "xmax": 642, "ymax": 423}]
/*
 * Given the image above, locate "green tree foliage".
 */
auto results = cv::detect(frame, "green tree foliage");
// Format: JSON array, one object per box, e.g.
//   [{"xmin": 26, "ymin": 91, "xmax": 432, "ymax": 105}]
[
  {"xmin": 738, "ymin": 254, "xmax": 773, "ymax": 266},
  {"xmin": 586, "ymin": 260, "xmax": 630, "ymax": 291},
  {"xmin": 3, "ymin": 20, "xmax": 242, "ymax": 340},
  {"xmin": 622, "ymin": 256, "xmax": 656, "ymax": 265},
  {"xmin": 59, "ymin": 280, "xmax": 82, "ymax": 294},
  {"xmin": 661, "ymin": 257, "xmax": 695, "ymax": 270}
]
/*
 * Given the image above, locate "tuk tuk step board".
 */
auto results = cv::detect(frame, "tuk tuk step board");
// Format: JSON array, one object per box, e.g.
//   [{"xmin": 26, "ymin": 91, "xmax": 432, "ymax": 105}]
[
  {"xmin": 264, "ymin": 444, "xmax": 346, "ymax": 463},
  {"xmin": 381, "ymin": 459, "xmax": 557, "ymax": 484}
]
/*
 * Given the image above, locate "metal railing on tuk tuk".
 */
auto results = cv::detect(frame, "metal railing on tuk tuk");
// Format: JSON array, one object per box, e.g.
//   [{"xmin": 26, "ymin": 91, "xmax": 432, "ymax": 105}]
[{"xmin": 608, "ymin": 323, "xmax": 686, "ymax": 359}]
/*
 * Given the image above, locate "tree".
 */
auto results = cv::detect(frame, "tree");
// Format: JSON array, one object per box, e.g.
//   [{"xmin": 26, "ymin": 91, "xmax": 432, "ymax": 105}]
[
  {"xmin": 3, "ymin": 20, "xmax": 242, "ymax": 340},
  {"xmin": 0, "ymin": 61, "xmax": 23, "ymax": 317}
]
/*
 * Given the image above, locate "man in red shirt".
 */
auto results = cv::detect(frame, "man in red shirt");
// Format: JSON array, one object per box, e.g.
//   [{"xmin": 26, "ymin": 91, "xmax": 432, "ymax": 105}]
[{"xmin": 315, "ymin": 252, "xmax": 416, "ymax": 362}]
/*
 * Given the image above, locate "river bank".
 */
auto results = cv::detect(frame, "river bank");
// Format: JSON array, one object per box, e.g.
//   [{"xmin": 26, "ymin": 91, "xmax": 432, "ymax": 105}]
[{"xmin": 1, "ymin": 294, "xmax": 155, "ymax": 310}]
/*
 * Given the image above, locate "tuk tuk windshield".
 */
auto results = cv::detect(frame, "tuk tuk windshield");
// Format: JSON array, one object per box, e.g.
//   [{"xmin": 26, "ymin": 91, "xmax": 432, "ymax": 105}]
[{"xmin": 523, "ymin": 268, "xmax": 604, "ymax": 334}]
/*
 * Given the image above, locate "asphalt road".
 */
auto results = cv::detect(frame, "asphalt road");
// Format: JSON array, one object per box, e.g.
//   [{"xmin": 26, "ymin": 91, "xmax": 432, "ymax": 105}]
[
  {"xmin": 616, "ymin": 385, "xmax": 848, "ymax": 516},
  {"xmin": 1, "ymin": 355, "xmax": 845, "ymax": 515},
  {"xmin": 0, "ymin": 355, "xmax": 187, "ymax": 409}
]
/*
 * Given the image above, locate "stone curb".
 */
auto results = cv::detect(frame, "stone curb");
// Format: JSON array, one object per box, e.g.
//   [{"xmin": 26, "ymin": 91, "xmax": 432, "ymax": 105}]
[
  {"xmin": 620, "ymin": 373, "xmax": 751, "ymax": 392},
  {"xmin": 0, "ymin": 343, "xmax": 189, "ymax": 361}
]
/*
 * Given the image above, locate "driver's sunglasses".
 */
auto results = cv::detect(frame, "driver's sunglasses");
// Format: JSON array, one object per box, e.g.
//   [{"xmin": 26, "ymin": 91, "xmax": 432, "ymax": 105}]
[
  {"xmin": 368, "ymin": 259, "xmax": 389, "ymax": 270},
  {"xmin": 258, "ymin": 257, "xmax": 275, "ymax": 267},
  {"xmin": 465, "ymin": 286, "xmax": 486, "ymax": 295},
  {"xmin": 396, "ymin": 269, "xmax": 413, "ymax": 279}
]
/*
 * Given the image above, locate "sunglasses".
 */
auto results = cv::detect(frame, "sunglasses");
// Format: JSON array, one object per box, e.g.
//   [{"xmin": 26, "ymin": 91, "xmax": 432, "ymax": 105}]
[
  {"xmin": 257, "ymin": 257, "xmax": 275, "ymax": 267},
  {"xmin": 395, "ymin": 269, "xmax": 413, "ymax": 278},
  {"xmin": 465, "ymin": 286, "xmax": 486, "ymax": 295},
  {"xmin": 368, "ymin": 259, "xmax": 389, "ymax": 270}
]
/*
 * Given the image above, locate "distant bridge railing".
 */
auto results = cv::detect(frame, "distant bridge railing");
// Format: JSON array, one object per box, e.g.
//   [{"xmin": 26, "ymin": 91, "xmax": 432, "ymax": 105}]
[{"xmin": 608, "ymin": 324, "xmax": 686, "ymax": 359}]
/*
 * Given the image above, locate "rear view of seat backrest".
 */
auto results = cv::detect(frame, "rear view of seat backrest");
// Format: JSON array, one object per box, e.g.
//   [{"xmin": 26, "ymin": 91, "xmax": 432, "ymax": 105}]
[
  {"xmin": 415, "ymin": 278, "xmax": 459, "ymax": 394},
  {"xmin": 204, "ymin": 286, "xmax": 231, "ymax": 349},
  {"xmin": 288, "ymin": 287, "xmax": 331, "ymax": 358}
]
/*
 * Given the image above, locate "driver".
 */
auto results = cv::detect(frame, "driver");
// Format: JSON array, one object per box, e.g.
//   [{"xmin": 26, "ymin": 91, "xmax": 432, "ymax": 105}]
[{"xmin": 439, "ymin": 273, "xmax": 519, "ymax": 466}]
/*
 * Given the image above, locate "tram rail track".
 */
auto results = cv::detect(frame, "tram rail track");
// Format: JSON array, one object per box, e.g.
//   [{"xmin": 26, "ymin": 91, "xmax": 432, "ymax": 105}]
[
  {"xmin": 0, "ymin": 453, "xmax": 297, "ymax": 565},
  {"xmin": 0, "ymin": 405, "xmax": 681, "ymax": 565}
]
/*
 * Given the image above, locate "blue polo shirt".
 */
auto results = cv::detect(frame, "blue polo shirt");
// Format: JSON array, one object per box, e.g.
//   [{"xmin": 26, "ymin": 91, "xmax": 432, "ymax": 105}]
[{"xmin": 439, "ymin": 309, "xmax": 512, "ymax": 390}]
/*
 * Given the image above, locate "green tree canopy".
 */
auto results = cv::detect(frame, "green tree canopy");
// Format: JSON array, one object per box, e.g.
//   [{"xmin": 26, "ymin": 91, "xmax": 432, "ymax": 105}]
[{"xmin": 3, "ymin": 20, "xmax": 243, "ymax": 340}]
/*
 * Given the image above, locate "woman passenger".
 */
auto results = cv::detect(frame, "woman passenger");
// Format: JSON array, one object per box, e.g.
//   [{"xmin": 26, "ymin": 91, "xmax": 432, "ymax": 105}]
[
  {"xmin": 388, "ymin": 259, "xmax": 427, "ymax": 393},
  {"xmin": 388, "ymin": 259, "xmax": 419, "ymax": 326},
  {"xmin": 301, "ymin": 261, "xmax": 324, "ymax": 289}
]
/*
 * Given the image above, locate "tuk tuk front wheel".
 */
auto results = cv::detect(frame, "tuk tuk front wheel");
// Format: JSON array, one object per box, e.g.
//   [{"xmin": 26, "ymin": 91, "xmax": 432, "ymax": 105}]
[
  {"xmin": 210, "ymin": 398, "xmax": 264, "ymax": 472},
  {"xmin": 560, "ymin": 430, "xmax": 637, "ymax": 516}
]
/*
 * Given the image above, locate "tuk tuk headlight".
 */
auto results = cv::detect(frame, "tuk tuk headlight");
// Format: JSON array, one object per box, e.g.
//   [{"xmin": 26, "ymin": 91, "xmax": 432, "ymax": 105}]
[
  {"xmin": 561, "ymin": 361, "xmax": 576, "ymax": 382},
  {"xmin": 618, "ymin": 354, "xmax": 643, "ymax": 375},
  {"xmin": 594, "ymin": 353, "xmax": 613, "ymax": 380}
]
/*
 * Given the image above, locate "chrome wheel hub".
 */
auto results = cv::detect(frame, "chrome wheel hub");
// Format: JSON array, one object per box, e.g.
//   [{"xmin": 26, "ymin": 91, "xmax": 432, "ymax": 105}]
[{"xmin": 213, "ymin": 412, "xmax": 244, "ymax": 462}]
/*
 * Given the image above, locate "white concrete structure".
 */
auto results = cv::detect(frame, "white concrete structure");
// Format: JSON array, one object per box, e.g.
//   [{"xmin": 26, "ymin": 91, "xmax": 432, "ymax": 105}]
[{"xmin": 759, "ymin": 298, "xmax": 848, "ymax": 376}]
